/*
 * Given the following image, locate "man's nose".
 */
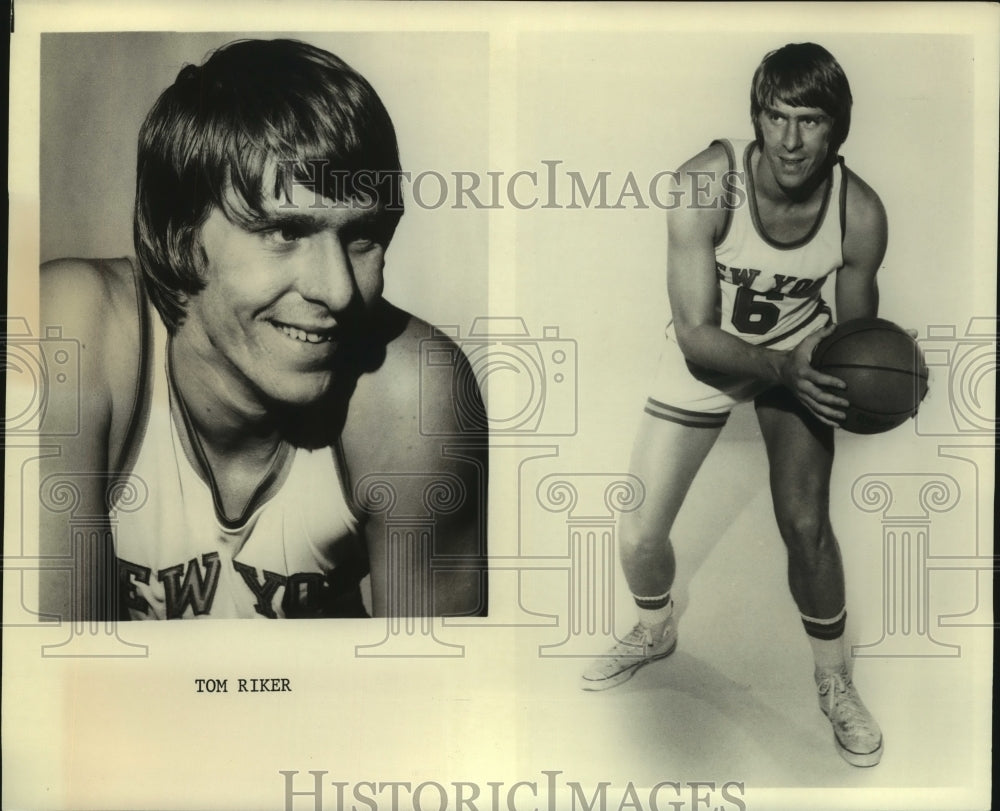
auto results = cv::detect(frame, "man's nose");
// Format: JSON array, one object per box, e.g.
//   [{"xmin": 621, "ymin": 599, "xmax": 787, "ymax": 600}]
[
  {"xmin": 296, "ymin": 235, "xmax": 355, "ymax": 312},
  {"xmin": 781, "ymin": 120, "xmax": 803, "ymax": 151}
]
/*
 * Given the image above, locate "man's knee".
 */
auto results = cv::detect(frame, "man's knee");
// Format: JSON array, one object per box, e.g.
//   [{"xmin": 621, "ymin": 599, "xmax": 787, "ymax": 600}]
[
  {"xmin": 774, "ymin": 508, "xmax": 831, "ymax": 554},
  {"xmin": 619, "ymin": 511, "xmax": 669, "ymax": 559}
]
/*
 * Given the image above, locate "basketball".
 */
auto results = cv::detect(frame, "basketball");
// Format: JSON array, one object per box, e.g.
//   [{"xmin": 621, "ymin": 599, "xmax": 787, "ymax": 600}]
[{"xmin": 811, "ymin": 318, "xmax": 929, "ymax": 434}]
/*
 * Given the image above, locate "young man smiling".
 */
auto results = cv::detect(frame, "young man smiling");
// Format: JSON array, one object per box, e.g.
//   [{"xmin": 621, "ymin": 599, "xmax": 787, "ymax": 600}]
[
  {"xmin": 39, "ymin": 38, "xmax": 487, "ymax": 622},
  {"xmin": 582, "ymin": 43, "xmax": 888, "ymax": 767}
]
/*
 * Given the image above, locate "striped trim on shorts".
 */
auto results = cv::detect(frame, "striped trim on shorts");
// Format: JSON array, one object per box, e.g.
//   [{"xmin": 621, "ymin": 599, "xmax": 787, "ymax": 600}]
[
  {"xmin": 644, "ymin": 306, "xmax": 831, "ymax": 428},
  {"xmin": 644, "ymin": 398, "xmax": 730, "ymax": 429}
]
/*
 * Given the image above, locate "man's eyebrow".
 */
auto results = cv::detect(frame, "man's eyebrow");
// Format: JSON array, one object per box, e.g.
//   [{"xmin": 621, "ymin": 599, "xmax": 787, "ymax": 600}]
[
  {"xmin": 766, "ymin": 105, "xmax": 829, "ymax": 119},
  {"xmin": 247, "ymin": 208, "xmax": 387, "ymax": 232},
  {"xmin": 246, "ymin": 211, "xmax": 328, "ymax": 231}
]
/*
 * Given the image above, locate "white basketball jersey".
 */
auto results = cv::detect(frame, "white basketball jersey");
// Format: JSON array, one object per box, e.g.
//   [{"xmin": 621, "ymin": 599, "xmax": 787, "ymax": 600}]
[
  {"xmin": 111, "ymin": 303, "xmax": 368, "ymax": 620},
  {"xmin": 712, "ymin": 138, "xmax": 844, "ymax": 346}
]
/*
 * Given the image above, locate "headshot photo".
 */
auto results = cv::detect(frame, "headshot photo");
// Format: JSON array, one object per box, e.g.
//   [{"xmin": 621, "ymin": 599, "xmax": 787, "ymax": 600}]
[{"xmin": 36, "ymin": 32, "xmax": 490, "ymax": 621}]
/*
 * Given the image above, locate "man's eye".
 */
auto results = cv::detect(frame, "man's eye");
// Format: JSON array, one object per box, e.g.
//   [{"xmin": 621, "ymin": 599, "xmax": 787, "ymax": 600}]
[
  {"xmin": 262, "ymin": 226, "xmax": 307, "ymax": 245},
  {"xmin": 279, "ymin": 226, "xmax": 306, "ymax": 242},
  {"xmin": 349, "ymin": 237, "xmax": 378, "ymax": 253}
]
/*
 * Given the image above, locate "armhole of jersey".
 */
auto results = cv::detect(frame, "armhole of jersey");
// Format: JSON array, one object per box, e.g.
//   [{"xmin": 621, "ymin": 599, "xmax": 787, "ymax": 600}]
[
  {"xmin": 838, "ymin": 157, "xmax": 848, "ymax": 245},
  {"xmin": 110, "ymin": 257, "xmax": 153, "ymax": 482},
  {"xmin": 709, "ymin": 138, "xmax": 737, "ymax": 247},
  {"xmin": 331, "ymin": 439, "xmax": 364, "ymax": 529}
]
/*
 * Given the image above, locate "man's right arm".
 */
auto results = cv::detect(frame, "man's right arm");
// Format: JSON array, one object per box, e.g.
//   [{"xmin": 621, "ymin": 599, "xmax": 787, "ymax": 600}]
[{"xmin": 38, "ymin": 259, "xmax": 118, "ymax": 621}]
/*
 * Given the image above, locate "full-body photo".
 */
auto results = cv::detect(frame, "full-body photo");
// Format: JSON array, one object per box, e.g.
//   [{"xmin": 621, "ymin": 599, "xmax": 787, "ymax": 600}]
[{"xmin": 582, "ymin": 43, "xmax": 888, "ymax": 768}]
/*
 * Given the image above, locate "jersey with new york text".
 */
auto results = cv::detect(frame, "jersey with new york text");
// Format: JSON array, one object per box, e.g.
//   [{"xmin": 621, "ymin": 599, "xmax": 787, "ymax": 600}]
[
  {"xmin": 111, "ymin": 276, "xmax": 370, "ymax": 620},
  {"xmin": 710, "ymin": 138, "xmax": 844, "ymax": 346}
]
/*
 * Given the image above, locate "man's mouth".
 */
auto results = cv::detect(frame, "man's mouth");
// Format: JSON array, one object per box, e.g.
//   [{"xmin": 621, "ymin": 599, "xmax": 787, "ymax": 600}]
[{"xmin": 270, "ymin": 320, "xmax": 335, "ymax": 345}]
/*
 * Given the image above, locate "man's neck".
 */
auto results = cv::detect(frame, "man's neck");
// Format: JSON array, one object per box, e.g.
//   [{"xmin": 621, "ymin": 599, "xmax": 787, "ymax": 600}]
[{"xmin": 167, "ymin": 330, "xmax": 282, "ymax": 461}]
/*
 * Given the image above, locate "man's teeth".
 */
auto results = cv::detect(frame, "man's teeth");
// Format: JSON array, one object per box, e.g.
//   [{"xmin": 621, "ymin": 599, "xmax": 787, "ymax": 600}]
[{"xmin": 275, "ymin": 323, "xmax": 332, "ymax": 344}]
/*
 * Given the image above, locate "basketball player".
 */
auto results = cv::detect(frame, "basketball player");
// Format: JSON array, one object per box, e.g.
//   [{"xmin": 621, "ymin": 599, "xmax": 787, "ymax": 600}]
[
  {"xmin": 38, "ymin": 39, "xmax": 487, "ymax": 621},
  {"xmin": 582, "ymin": 43, "xmax": 887, "ymax": 767}
]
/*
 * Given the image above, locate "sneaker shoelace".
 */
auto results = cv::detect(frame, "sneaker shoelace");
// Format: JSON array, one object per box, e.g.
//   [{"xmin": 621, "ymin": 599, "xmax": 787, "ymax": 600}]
[
  {"xmin": 818, "ymin": 671, "xmax": 871, "ymax": 734},
  {"xmin": 612, "ymin": 624, "xmax": 654, "ymax": 656}
]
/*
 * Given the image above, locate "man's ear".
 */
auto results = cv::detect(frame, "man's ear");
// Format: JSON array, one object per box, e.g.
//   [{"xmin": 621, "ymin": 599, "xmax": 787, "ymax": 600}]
[
  {"xmin": 180, "ymin": 221, "xmax": 209, "ymax": 288},
  {"xmin": 379, "ymin": 212, "xmax": 402, "ymax": 249}
]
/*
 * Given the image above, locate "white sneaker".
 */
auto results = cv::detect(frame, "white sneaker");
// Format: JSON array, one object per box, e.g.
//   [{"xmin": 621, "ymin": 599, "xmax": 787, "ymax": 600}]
[
  {"xmin": 816, "ymin": 667, "xmax": 884, "ymax": 767},
  {"xmin": 580, "ymin": 618, "xmax": 677, "ymax": 691}
]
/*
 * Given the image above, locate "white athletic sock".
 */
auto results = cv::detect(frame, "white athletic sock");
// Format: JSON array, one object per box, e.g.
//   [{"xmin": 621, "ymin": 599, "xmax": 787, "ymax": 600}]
[
  {"xmin": 802, "ymin": 608, "xmax": 848, "ymax": 672},
  {"xmin": 808, "ymin": 635, "xmax": 846, "ymax": 672},
  {"xmin": 634, "ymin": 590, "xmax": 673, "ymax": 630}
]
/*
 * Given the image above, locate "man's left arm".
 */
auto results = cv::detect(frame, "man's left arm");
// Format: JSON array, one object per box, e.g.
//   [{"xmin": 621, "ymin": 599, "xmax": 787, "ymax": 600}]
[
  {"xmin": 835, "ymin": 169, "xmax": 888, "ymax": 322},
  {"xmin": 350, "ymin": 322, "xmax": 488, "ymax": 619}
]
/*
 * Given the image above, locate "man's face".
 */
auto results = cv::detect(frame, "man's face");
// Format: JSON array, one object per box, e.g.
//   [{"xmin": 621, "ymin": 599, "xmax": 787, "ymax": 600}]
[
  {"xmin": 179, "ymin": 178, "xmax": 392, "ymax": 410},
  {"xmin": 756, "ymin": 99, "xmax": 834, "ymax": 192}
]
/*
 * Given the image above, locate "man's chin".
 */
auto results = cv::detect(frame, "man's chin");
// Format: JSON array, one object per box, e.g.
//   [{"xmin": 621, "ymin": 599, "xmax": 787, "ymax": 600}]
[{"xmin": 264, "ymin": 373, "xmax": 336, "ymax": 410}]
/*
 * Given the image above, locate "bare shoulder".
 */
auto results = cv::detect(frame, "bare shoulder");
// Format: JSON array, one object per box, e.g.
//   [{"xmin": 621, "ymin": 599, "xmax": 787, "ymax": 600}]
[
  {"xmin": 843, "ymin": 167, "xmax": 887, "ymax": 233},
  {"xmin": 677, "ymin": 140, "xmax": 733, "ymax": 178},
  {"xmin": 40, "ymin": 257, "xmax": 145, "ymax": 459},
  {"xmin": 41, "ymin": 257, "xmax": 140, "ymax": 342},
  {"xmin": 841, "ymin": 167, "xmax": 888, "ymax": 263},
  {"xmin": 41, "ymin": 255, "xmax": 134, "ymax": 297},
  {"xmin": 669, "ymin": 142, "xmax": 734, "ymax": 240},
  {"xmin": 674, "ymin": 142, "xmax": 735, "ymax": 196},
  {"xmin": 342, "ymin": 302, "xmax": 483, "ymax": 473}
]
